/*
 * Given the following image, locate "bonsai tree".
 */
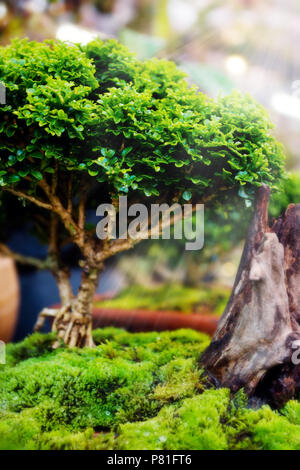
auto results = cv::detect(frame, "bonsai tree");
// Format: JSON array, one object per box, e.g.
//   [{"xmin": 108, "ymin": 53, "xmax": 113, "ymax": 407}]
[{"xmin": 0, "ymin": 38, "xmax": 284, "ymax": 347}]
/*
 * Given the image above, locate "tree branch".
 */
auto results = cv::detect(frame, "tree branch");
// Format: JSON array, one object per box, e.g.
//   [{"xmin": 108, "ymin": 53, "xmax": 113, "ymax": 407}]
[
  {"xmin": 67, "ymin": 173, "xmax": 73, "ymax": 214},
  {"xmin": 78, "ymin": 183, "xmax": 88, "ymax": 245},
  {"xmin": 0, "ymin": 242, "xmax": 50, "ymax": 269},
  {"xmin": 3, "ymin": 187, "xmax": 52, "ymax": 211},
  {"xmin": 47, "ymin": 213, "xmax": 74, "ymax": 305},
  {"xmin": 38, "ymin": 179, "xmax": 81, "ymax": 239}
]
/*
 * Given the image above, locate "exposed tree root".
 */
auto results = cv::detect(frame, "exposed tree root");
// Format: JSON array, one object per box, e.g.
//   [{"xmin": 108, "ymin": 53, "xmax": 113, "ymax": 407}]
[
  {"xmin": 34, "ymin": 265, "xmax": 101, "ymax": 348},
  {"xmin": 34, "ymin": 302, "xmax": 95, "ymax": 348},
  {"xmin": 33, "ymin": 307, "xmax": 58, "ymax": 332}
]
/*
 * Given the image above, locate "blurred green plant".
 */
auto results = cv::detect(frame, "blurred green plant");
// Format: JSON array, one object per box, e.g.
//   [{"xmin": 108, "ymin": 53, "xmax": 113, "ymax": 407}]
[
  {"xmin": 97, "ymin": 283, "xmax": 230, "ymax": 314},
  {"xmin": 181, "ymin": 62, "xmax": 235, "ymax": 95},
  {"xmin": 119, "ymin": 29, "xmax": 166, "ymax": 59},
  {"xmin": 269, "ymin": 171, "xmax": 300, "ymax": 219}
]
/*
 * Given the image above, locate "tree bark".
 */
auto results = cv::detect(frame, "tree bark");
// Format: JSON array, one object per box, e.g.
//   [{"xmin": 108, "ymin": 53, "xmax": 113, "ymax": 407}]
[
  {"xmin": 201, "ymin": 185, "xmax": 300, "ymax": 407},
  {"xmin": 33, "ymin": 267, "xmax": 75, "ymax": 334},
  {"xmin": 54, "ymin": 268, "xmax": 74, "ymax": 306}
]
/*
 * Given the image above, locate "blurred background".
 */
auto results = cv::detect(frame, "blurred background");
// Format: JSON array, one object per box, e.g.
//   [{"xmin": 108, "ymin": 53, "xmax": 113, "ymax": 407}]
[{"xmin": 1, "ymin": 0, "xmax": 300, "ymax": 340}]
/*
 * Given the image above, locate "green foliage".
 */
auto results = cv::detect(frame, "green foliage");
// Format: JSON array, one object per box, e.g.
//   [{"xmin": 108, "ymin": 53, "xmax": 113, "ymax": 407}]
[
  {"xmin": 0, "ymin": 37, "xmax": 284, "ymax": 202},
  {"xmin": 1, "ymin": 329, "xmax": 300, "ymax": 450},
  {"xmin": 97, "ymin": 283, "xmax": 230, "ymax": 314},
  {"xmin": 0, "ymin": 39, "xmax": 97, "ymax": 186}
]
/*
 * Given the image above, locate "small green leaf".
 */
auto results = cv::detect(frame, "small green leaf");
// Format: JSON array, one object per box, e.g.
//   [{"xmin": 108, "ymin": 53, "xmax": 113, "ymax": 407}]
[
  {"xmin": 8, "ymin": 174, "xmax": 20, "ymax": 183},
  {"xmin": 88, "ymin": 169, "xmax": 99, "ymax": 176},
  {"xmin": 31, "ymin": 170, "xmax": 43, "ymax": 180},
  {"xmin": 121, "ymin": 147, "xmax": 133, "ymax": 158}
]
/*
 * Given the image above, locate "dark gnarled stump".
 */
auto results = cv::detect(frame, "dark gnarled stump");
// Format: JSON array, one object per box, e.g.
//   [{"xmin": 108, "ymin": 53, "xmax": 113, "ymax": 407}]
[{"xmin": 201, "ymin": 185, "xmax": 300, "ymax": 407}]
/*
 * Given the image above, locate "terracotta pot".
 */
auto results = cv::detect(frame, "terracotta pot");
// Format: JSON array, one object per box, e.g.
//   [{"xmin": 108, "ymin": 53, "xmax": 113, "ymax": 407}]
[
  {"xmin": 54, "ymin": 293, "xmax": 220, "ymax": 337},
  {"xmin": 93, "ymin": 307, "xmax": 219, "ymax": 336},
  {"xmin": 0, "ymin": 257, "xmax": 19, "ymax": 342}
]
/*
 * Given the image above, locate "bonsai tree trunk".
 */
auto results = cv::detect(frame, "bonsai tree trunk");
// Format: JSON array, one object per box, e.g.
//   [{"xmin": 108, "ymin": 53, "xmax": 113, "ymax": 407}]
[
  {"xmin": 34, "ymin": 261, "xmax": 102, "ymax": 348},
  {"xmin": 52, "ymin": 265, "xmax": 102, "ymax": 348},
  {"xmin": 201, "ymin": 184, "xmax": 300, "ymax": 407},
  {"xmin": 54, "ymin": 268, "xmax": 74, "ymax": 307}
]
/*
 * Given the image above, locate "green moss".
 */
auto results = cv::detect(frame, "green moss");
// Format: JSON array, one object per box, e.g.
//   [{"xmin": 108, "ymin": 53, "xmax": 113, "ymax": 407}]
[
  {"xmin": 5, "ymin": 332, "xmax": 56, "ymax": 366},
  {"xmin": 31, "ymin": 427, "xmax": 116, "ymax": 451},
  {"xmin": 117, "ymin": 389, "xmax": 300, "ymax": 451},
  {"xmin": 97, "ymin": 284, "xmax": 230, "ymax": 314},
  {"xmin": 0, "ymin": 328, "xmax": 210, "ymax": 445},
  {"xmin": 228, "ymin": 404, "xmax": 300, "ymax": 450},
  {"xmin": 1, "ymin": 329, "xmax": 300, "ymax": 450},
  {"xmin": 0, "ymin": 408, "xmax": 41, "ymax": 450},
  {"xmin": 152, "ymin": 358, "xmax": 205, "ymax": 403},
  {"xmin": 118, "ymin": 389, "xmax": 230, "ymax": 450}
]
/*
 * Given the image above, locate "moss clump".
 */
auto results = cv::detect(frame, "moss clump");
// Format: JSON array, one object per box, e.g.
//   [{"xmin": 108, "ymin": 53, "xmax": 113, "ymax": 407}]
[
  {"xmin": 118, "ymin": 389, "xmax": 230, "ymax": 450},
  {"xmin": 97, "ymin": 284, "xmax": 230, "ymax": 315},
  {"xmin": 1, "ymin": 328, "xmax": 300, "ymax": 450},
  {"xmin": 5, "ymin": 332, "xmax": 56, "ymax": 366}
]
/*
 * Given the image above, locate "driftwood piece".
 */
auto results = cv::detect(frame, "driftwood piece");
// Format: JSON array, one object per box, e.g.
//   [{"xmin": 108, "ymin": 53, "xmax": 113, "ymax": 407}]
[{"xmin": 201, "ymin": 185, "xmax": 300, "ymax": 406}]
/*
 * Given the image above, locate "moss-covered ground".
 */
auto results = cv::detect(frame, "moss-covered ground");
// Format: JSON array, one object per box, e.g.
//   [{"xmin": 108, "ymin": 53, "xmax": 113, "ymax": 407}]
[{"xmin": 1, "ymin": 328, "xmax": 300, "ymax": 450}]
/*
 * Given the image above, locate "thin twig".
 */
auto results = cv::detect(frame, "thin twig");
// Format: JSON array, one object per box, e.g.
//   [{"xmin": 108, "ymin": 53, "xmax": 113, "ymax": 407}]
[{"xmin": 0, "ymin": 242, "xmax": 50, "ymax": 269}]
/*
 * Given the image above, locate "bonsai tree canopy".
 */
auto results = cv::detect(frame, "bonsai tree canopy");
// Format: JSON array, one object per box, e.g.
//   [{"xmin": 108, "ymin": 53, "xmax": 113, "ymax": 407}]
[{"xmin": 0, "ymin": 38, "xmax": 284, "ymax": 348}]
